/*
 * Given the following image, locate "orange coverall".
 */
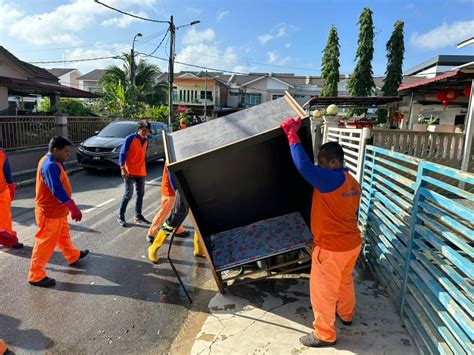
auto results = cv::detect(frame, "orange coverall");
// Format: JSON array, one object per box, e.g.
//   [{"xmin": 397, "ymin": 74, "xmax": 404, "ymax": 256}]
[
  {"xmin": 148, "ymin": 164, "xmax": 185, "ymax": 237},
  {"xmin": 0, "ymin": 150, "xmax": 17, "ymax": 244},
  {"xmin": 28, "ymin": 155, "xmax": 81, "ymax": 283},
  {"xmin": 290, "ymin": 143, "xmax": 362, "ymax": 343}
]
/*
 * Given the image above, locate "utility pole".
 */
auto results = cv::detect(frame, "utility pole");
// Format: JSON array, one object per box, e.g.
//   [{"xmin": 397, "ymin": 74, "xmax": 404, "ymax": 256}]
[
  {"xmin": 131, "ymin": 33, "xmax": 142, "ymax": 87},
  {"xmin": 204, "ymin": 70, "xmax": 208, "ymax": 120},
  {"xmin": 168, "ymin": 15, "xmax": 175, "ymax": 131}
]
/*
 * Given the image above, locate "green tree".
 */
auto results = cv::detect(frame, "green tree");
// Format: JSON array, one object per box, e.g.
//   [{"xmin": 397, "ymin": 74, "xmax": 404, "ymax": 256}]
[
  {"xmin": 37, "ymin": 97, "xmax": 94, "ymax": 116},
  {"xmin": 321, "ymin": 25, "xmax": 340, "ymax": 97},
  {"xmin": 348, "ymin": 7, "xmax": 375, "ymax": 97},
  {"xmin": 99, "ymin": 53, "xmax": 168, "ymax": 109},
  {"xmin": 382, "ymin": 20, "xmax": 404, "ymax": 96}
]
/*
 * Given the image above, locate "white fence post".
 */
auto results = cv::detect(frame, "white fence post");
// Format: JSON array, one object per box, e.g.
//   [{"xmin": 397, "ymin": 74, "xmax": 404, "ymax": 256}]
[{"xmin": 356, "ymin": 127, "xmax": 371, "ymax": 182}]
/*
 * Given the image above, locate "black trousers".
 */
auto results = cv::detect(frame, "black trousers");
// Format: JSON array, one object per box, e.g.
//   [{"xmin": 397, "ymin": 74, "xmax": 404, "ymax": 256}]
[{"xmin": 166, "ymin": 190, "xmax": 189, "ymax": 228}]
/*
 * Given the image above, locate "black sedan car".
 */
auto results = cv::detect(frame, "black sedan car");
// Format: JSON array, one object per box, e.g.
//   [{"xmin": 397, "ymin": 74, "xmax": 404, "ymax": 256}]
[{"xmin": 77, "ymin": 120, "xmax": 168, "ymax": 170}]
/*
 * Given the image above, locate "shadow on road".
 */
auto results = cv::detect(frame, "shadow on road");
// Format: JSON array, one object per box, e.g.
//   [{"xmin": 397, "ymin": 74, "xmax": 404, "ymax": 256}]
[
  {"xmin": 3, "ymin": 245, "xmax": 212, "ymax": 308},
  {"xmin": 0, "ymin": 314, "xmax": 55, "ymax": 352}
]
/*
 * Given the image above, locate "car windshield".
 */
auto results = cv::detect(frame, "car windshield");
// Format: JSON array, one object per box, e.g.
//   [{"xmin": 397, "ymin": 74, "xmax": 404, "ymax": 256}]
[{"xmin": 97, "ymin": 123, "xmax": 136, "ymax": 138}]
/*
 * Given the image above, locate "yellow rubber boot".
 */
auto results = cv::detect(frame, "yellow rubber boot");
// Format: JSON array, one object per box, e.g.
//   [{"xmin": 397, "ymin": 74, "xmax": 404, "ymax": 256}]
[
  {"xmin": 148, "ymin": 229, "xmax": 168, "ymax": 264},
  {"xmin": 193, "ymin": 232, "xmax": 206, "ymax": 257}
]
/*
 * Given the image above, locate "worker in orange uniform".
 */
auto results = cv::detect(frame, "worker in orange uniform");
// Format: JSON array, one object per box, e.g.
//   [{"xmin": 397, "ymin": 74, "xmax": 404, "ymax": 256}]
[
  {"xmin": 117, "ymin": 120, "xmax": 152, "ymax": 227},
  {"xmin": 281, "ymin": 118, "xmax": 362, "ymax": 348},
  {"xmin": 146, "ymin": 162, "xmax": 187, "ymax": 243},
  {"xmin": 0, "ymin": 149, "xmax": 23, "ymax": 249},
  {"xmin": 28, "ymin": 136, "xmax": 88, "ymax": 287},
  {"xmin": 148, "ymin": 191, "xmax": 206, "ymax": 263}
]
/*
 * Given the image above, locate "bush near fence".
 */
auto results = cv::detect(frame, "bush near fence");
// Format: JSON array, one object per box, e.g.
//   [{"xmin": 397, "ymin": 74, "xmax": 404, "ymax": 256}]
[{"xmin": 359, "ymin": 145, "xmax": 473, "ymax": 354}]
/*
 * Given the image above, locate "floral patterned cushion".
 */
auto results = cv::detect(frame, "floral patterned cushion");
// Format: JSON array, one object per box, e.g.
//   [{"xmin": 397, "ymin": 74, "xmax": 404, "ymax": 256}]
[{"xmin": 210, "ymin": 212, "xmax": 312, "ymax": 272}]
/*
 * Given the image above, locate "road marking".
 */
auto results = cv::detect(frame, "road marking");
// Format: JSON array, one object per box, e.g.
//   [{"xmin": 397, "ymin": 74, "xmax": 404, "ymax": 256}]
[
  {"xmin": 146, "ymin": 176, "xmax": 162, "ymax": 185},
  {"xmin": 84, "ymin": 198, "xmax": 116, "ymax": 213}
]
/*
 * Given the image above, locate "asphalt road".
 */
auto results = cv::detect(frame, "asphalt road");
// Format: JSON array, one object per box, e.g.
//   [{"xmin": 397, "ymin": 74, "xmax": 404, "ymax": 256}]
[{"xmin": 0, "ymin": 160, "xmax": 214, "ymax": 354}]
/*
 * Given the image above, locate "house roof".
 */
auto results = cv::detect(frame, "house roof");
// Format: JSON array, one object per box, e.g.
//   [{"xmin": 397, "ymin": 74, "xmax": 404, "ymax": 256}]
[
  {"xmin": 77, "ymin": 69, "xmax": 107, "ymax": 81},
  {"xmin": 0, "ymin": 75, "xmax": 98, "ymax": 98},
  {"xmin": 0, "ymin": 46, "xmax": 59, "ymax": 82},
  {"xmin": 398, "ymin": 69, "xmax": 474, "ymax": 93},
  {"xmin": 404, "ymin": 55, "xmax": 474, "ymax": 76},
  {"xmin": 47, "ymin": 68, "xmax": 77, "ymax": 77},
  {"xmin": 304, "ymin": 96, "xmax": 401, "ymax": 108}
]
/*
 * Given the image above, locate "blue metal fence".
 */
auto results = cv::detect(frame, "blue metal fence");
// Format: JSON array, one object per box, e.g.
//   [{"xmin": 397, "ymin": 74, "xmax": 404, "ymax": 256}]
[{"xmin": 359, "ymin": 145, "xmax": 473, "ymax": 354}]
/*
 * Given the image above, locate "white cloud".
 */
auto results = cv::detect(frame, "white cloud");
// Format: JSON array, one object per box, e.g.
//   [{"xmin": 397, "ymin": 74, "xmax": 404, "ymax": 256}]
[
  {"xmin": 176, "ymin": 27, "xmax": 245, "ymax": 73},
  {"xmin": 410, "ymin": 20, "xmax": 474, "ymax": 50},
  {"xmin": 0, "ymin": 1, "xmax": 21, "ymax": 30},
  {"xmin": 52, "ymin": 45, "xmax": 126, "ymax": 74},
  {"xmin": 285, "ymin": 42, "xmax": 291, "ymax": 49},
  {"xmin": 0, "ymin": 0, "xmax": 157, "ymax": 46},
  {"xmin": 258, "ymin": 33, "xmax": 274, "ymax": 44},
  {"xmin": 183, "ymin": 27, "xmax": 215, "ymax": 45},
  {"xmin": 257, "ymin": 23, "xmax": 297, "ymax": 45},
  {"xmin": 267, "ymin": 51, "xmax": 290, "ymax": 66},
  {"xmin": 216, "ymin": 10, "xmax": 230, "ymax": 22}
]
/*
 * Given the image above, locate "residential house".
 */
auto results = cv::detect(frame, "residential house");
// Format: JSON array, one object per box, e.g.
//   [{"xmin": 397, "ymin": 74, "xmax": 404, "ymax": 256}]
[
  {"xmin": 404, "ymin": 55, "xmax": 474, "ymax": 78},
  {"xmin": 0, "ymin": 46, "xmax": 95, "ymax": 114},
  {"xmin": 170, "ymin": 71, "xmax": 230, "ymax": 117},
  {"xmin": 77, "ymin": 69, "xmax": 107, "ymax": 93},
  {"xmin": 47, "ymin": 68, "xmax": 82, "ymax": 89}
]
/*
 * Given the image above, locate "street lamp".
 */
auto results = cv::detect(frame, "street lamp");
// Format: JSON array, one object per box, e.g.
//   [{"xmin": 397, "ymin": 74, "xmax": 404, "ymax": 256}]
[
  {"xmin": 168, "ymin": 18, "xmax": 200, "ymax": 131},
  {"xmin": 131, "ymin": 33, "xmax": 143, "ymax": 86}
]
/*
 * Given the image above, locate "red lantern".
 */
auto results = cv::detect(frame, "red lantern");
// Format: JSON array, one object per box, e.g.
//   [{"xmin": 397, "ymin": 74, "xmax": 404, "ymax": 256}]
[
  {"xmin": 435, "ymin": 87, "xmax": 459, "ymax": 108},
  {"xmin": 464, "ymin": 85, "xmax": 472, "ymax": 98}
]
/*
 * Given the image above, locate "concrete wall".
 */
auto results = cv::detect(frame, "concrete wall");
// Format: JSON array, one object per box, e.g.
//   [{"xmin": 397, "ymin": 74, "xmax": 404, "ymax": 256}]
[{"xmin": 7, "ymin": 145, "xmax": 79, "ymax": 175}]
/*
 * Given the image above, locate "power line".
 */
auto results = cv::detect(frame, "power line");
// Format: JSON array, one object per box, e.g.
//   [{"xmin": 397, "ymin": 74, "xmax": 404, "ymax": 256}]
[
  {"xmin": 178, "ymin": 49, "xmax": 321, "ymax": 73},
  {"xmin": 29, "ymin": 55, "xmax": 119, "ymax": 64},
  {"xmin": 147, "ymin": 29, "xmax": 169, "ymax": 57},
  {"xmin": 94, "ymin": 0, "xmax": 169, "ymax": 24}
]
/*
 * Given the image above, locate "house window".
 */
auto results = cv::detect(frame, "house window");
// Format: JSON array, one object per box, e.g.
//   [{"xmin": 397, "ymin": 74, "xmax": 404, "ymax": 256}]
[
  {"xmin": 244, "ymin": 93, "xmax": 261, "ymax": 107},
  {"xmin": 272, "ymin": 93, "xmax": 284, "ymax": 100},
  {"xmin": 200, "ymin": 90, "xmax": 213, "ymax": 100},
  {"xmin": 179, "ymin": 90, "xmax": 183, "ymax": 101}
]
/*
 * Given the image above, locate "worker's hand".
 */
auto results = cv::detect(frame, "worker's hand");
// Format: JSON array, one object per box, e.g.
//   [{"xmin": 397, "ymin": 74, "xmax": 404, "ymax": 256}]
[
  {"xmin": 280, "ymin": 117, "xmax": 302, "ymax": 144},
  {"xmin": 64, "ymin": 199, "xmax": 82, "ymax": 222},
  {"xmin": 121, "ymin": 167, "xmax": 129, "ymax": 180},
  {"xmin": 8, "ymin": 183, "xmax": 16, "ymax": 201}
]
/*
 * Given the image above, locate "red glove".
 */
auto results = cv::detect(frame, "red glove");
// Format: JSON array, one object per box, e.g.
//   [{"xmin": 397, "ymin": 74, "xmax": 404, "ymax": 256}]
[
  {"xmin": 281, "ymin": 117, "xmax": 302, "ymax": 144},
  {"xmin": 8, "ymin": 183, "xmax": 15, "ymax": 201},
  {"xmin": 64, "ymin": 199, "xmax": 82, "ymax": 222},
  {"xmin": 0, "ymin": 230, "xmax": 18, "ymax": 248}
]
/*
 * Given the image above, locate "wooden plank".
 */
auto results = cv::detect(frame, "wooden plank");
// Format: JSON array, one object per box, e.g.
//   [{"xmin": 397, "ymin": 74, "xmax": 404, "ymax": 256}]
[
  {"xmin": 419, "ymin": 201, "xmax": 473, "ymax": 241},
  {"xmin": 421, "ymin": 176, "xmax": 474, "ymax": 201},
  {"xmin": 419, "ymin": 187, "xmax": 474, "ymax": 223},
  {"xmin": 414, "ymin": 244, "xmax": 473, "ymax": 317},
  {"xmin": 415, "ymin": 224, "xmax": 473, "ymax": 280},
  {"xmin": 422, "ymin": 161, "xmax": 474, "ymax": 185},
  {"xmin": 409, "ymin": 258, "xmax": 473, "ymax": 342},
  {"xmin": 418, "ymin": 212, "xmax": 473, "ymax": 257},
  {"xmin": 406, "ymin": 278, "xmax": 468, "ymax": 354}
]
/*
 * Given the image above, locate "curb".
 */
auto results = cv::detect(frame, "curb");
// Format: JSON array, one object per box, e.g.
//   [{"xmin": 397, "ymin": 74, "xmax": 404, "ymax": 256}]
[{"xmin": 15, "ymin": 163, "xmax": 84, "ymax": 188}]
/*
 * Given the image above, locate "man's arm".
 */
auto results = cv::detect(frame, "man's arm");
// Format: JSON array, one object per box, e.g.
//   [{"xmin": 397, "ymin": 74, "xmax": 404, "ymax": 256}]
[
  {"xmin": 42, "ymin": 161, "xmax": 82, "ymax": 221},
  {"xmin": 41, "ymin": 162, "xmax": 70, "ymax": 203},
  {"xmin": 2, "ymin": 152, "xmax": 13, "ymax": 184},
  {"xmin": 119, "ymin": 135, "xmax": 135, "ymax": 167},
  {"xmin": 289, "ymin": 143, "xmax": 344, "ymax": 193}
]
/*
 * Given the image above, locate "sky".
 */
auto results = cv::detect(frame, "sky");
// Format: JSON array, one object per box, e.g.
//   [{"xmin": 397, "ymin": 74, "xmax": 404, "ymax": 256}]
[{"xmin": 0, "ymin": 0, "xmax": 473, "ymax": 78}]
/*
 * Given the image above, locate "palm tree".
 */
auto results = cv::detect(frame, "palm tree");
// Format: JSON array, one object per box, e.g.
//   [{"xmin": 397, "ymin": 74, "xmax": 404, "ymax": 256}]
[{"xmin": 100, "ymin": 53, "xmax": 168, "ymax": 107}]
